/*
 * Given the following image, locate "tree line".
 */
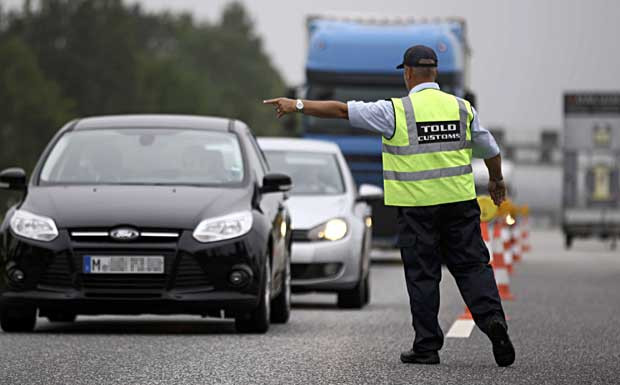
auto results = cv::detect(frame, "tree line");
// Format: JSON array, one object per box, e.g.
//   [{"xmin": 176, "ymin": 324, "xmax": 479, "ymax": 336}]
[{"xmin": 0, "ymin": 0, "xmax": 288, "ymax": 209}]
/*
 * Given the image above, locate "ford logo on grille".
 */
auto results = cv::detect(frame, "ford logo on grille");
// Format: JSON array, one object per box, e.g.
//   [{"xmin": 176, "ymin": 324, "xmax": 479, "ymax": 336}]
[{"xmin": 110, "ymin": 228, "xmax": 140, "ymax": 241}]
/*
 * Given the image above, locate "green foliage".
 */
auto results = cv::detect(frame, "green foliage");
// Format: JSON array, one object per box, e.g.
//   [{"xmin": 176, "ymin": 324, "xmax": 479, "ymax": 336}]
[
  {"xmin": 0, "ymin": 0, "xmax": 287, "ymax": 210},
  {"xmin": 0, "ymin": 35, "xmax": 74, "ymax": 211},
  {"xmin": 0, "ymin": 36, "xmax": 73, "ymax": 170}
]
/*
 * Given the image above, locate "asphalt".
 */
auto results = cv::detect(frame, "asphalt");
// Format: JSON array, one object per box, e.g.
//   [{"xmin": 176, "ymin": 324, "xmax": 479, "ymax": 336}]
[{"xmin": 1, "ymin": 230, "xmax": 619, "ymax": 385}]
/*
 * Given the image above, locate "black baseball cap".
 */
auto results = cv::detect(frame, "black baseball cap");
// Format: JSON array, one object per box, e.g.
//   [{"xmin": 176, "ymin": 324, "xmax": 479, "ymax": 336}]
[{"xmin": 396, "ymin": 45, "xmax": 438, "ymax": 69}]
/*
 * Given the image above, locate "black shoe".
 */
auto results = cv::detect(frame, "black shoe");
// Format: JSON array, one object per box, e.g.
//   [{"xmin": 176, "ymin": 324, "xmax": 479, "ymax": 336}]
[
  {"xmin": 487, "ymin": 318, "xmax": 515, "ymax": 367},
  {"xmin": 400, "ymin": 349, "xmax": 440, "ymax": 365}
]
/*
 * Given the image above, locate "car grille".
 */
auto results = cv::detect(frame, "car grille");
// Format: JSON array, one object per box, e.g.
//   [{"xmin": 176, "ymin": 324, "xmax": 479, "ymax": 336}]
[
  {"xmin": 173, "ymin": 253, "xmax": 212, "ymax": 289},
  {"xmin": 292, "ymin": 263, "xmax": 343, "ymax": 280},
  {"xmin": 73, "ymin": 250, "xmax": 175, "ymax": 298},
  {"xmin": 35, "ymin": 242, "xmax": 215, "ymax": 295},
  {"xmin": 38, "ymin": 253, "xmax": 74, "ymax": 288},
  {"xmin": 80, "ymin": 275, "xmax": 167, "ymax": 296}
]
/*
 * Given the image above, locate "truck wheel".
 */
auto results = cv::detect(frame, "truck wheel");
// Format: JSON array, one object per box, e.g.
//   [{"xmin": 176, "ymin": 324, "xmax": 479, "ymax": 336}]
[
  {"xmin": 1, "ymin": 306, "xmax": 37, "ymax": 333},
  {"xmin": 235, "ymin": 257, "xmax": 271, "ymax": 334},
  {"xmin": 270, "ymin": 255, "xmax": 291, "ymax": 324},
  {"xmin": 337, "ymin": 277, "xmax": 366, "ymax": 309},
  {"xmin": 565, "ymin": 234, "xmax": 573, "ymax": 249}
]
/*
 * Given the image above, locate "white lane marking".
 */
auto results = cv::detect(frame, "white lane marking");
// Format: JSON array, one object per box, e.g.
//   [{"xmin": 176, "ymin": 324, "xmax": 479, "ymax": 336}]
[{"xmin": 446, "ymin": 319, "xmax": 476, "ymax": 338}]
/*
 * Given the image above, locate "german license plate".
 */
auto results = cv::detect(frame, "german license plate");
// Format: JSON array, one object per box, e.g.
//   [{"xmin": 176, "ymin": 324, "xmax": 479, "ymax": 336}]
[{"xmin": 83, "ymin": 256, "xmax": 164, "ymax": 274}]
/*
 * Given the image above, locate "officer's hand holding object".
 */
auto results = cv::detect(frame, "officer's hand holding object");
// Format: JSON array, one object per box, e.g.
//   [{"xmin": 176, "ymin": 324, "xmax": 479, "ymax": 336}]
[{"xmin": 488, "ymin": 179, "xmax": 506, "ymax": 206}]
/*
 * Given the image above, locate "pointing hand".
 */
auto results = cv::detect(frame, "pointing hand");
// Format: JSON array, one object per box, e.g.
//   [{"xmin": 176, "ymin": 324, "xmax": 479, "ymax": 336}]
[{"xmin": 263, "ymin": 98, "xmax": 296, "ymax": 119}]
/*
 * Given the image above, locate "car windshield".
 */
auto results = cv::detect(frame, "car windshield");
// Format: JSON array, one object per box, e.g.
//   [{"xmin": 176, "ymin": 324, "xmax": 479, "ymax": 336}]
[
  {"xmin": 39, "ymin": 128, "xmax": 244, "ymax": 186},
  {"xmin": 263, "ymin": 150, "xmax": 345, "ymax": 195}
]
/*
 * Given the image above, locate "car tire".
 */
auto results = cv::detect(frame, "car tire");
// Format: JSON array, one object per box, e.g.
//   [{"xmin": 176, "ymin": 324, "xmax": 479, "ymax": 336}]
[
  {"xmin": 270, "ymin": 255, "xmax": 291, "ymax": 324},
  {"xmin": 337, "ymin": 276, "xmax": 366, "ymax": 309},
  {"xmin": 0, "ymin": 306, "xmax": 37, "ymax": 333},
  {"xmin": 235, "ymin": 257, "xmax": 271, "ymax": 334},
  {"xmin": 362, "ymin": 272, "xmax": 371, "ymax": 305},
  {"xmin": 46, "ymin": 313, "xmax": 77, "ymax": 323}
]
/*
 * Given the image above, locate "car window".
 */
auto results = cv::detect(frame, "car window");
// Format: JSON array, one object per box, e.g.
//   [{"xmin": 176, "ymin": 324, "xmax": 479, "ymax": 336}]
[
  {"xmin": 39, "ymin": 128, "xmax": 245, "ymax": 186},
  {"xmin": 247, "ymin": 133, "xmax": 269, "ymax": 172},
  {"xmin": 263, "ymin": 150, "xmax": 345, "ymax": 195}
]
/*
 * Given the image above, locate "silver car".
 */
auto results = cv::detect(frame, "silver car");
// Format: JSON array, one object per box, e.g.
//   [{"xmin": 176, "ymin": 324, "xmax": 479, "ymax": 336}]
[{"xmin": 258, "ymin": 138, "xmax": 383, "ymax": 308}]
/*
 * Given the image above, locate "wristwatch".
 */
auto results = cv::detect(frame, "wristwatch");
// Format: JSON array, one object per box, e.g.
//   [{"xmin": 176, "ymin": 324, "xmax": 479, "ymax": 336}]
[{"xmin": 295, "ymin": 99, "xmax": 304, "ymax": 113}]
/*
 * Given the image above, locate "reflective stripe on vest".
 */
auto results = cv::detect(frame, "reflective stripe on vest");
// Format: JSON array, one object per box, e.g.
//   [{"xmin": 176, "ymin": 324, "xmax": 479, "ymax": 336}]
[
  {"xmin": 381, "ymin": 89, "xmax": 476, "ymax": 207},
  {"xmin": 384, "ymin": 164, "xmax": 473, "ymax": 181}
]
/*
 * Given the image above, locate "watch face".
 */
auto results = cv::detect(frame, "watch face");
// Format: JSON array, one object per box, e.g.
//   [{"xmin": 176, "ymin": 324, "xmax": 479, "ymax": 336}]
[{"xmin": 296, "ymin": 100, "xmax": 304, "ymax": 110}]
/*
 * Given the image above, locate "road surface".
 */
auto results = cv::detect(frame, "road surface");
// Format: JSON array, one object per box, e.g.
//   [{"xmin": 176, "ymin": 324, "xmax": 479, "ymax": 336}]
[{"xmin": 1, "ymin": 230, "xmax": 618, "ymax": 384}]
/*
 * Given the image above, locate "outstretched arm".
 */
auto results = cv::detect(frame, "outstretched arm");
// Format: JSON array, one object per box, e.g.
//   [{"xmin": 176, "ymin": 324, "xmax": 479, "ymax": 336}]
[{"xmin": 263, "ymin": 98, "xmax": 348, "ymax": 119}]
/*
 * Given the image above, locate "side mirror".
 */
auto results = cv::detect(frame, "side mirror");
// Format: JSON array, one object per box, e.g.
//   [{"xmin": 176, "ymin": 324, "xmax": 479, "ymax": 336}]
[
  {"xmin": 261, "ymin": 173, "xmax": 293, "ymax": 194},
  {"xmin": 0, "ymin": 168, "xmax": 27, "ymax": 191},
  {"xmin": 356, "ymin": 184, "xmax": 383, "ymax": 202}
]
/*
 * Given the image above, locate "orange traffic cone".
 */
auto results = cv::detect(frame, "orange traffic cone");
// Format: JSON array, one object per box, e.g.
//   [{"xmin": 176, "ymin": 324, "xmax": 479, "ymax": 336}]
[
  {"xmin": 492, "ymin": 220, "xmax": 515, "ymax": 301},
  {"xmin": 458, "ymin": 305, "xmax": 473, "ymax": 320}
]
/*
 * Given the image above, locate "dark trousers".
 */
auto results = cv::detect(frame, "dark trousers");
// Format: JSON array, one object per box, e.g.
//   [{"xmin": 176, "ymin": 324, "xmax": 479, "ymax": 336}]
[{"xmin": 397, "ymin": 198, "xmax": 506, "ymax": 353}]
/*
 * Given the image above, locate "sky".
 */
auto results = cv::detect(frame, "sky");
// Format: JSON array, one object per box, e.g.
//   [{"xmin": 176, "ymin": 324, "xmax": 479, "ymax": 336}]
[{"xmin": 3, "ymin": 0, "xmax": 620, "ymax": 141}]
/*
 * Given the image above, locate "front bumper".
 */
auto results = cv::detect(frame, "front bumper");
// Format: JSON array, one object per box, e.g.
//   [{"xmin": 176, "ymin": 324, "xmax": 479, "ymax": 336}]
[
  {"xmin": 290, "ymin": 235, "xmax": 362, "ymax": 292},
  {"xmin": 0, "ymin": 229, "xmax": 267, "ymax": 317}
]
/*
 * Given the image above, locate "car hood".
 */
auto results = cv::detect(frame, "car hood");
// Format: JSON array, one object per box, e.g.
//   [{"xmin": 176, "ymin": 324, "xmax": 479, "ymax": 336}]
[
  {"xmin": 286, "ymin": 195, "xmax": 351, "ymax": 230},
  {"xmin": 20, "ymin": 185, "xmax": 252, "ymax": 229}
]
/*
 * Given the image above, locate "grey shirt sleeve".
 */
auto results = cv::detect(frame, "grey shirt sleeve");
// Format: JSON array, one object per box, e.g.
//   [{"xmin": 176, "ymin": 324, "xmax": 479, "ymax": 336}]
[
  {"xmin": 470, "ymin": 107, "xmax": 501, "ymax": 159},
  {"xmin": 347, "ymin": 100, "xmax": 395, "ymax": 138}
]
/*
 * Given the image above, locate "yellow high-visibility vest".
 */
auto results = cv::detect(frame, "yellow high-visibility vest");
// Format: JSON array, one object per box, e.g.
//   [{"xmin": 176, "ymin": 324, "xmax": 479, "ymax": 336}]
[{"xmin": 382, "ymin": 88, "xmax": 476, "ymax": 206}]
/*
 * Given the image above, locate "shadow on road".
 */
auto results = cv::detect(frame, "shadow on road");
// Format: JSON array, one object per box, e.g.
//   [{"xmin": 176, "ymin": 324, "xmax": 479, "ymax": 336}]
[
  {"xmin": 291, "ymin": 301, "xmax": 339, "ymax": 310},
  {"xmin": 34, "ymin": 318, "xmax": 237, "ymax": 335}
]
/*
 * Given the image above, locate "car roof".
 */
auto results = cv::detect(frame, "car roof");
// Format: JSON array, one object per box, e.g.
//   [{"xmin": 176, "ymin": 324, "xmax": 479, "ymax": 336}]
[
  {"xmin": 258, "ymin": 137, "xmax": 342, "ymax": 154},
  {"xmin": 73, "ymin": 114, "xmax": 241, "ymax": 131}
]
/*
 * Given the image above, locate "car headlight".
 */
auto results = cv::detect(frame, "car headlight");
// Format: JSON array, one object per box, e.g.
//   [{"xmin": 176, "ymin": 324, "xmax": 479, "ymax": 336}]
[
  {"xmin": 9, "ymin": 209, "xmax": 59, "ymax": 242},
  {"xmin": 193, "ymin": 211, "xmax": 253, "ymax": 243},
  {"xmin": 308, "ymin": 218, "xmax": 348, "ymax": 241}
]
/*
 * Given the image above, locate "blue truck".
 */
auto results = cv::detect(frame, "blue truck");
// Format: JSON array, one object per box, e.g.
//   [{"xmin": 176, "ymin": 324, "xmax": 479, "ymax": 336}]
[{"xmin": 299, "ymin": 15, "xmax": 476, "ymax": 245}]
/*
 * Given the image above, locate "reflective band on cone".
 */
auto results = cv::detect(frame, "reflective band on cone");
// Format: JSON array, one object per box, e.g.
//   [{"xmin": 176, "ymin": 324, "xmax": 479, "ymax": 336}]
[
  {"xmin": 521, "ymin": 216, "xmax": 531, "ymax": 253},
  {"xmin": 492, "ymin": 220, "xmax": 515, "ymax": 301},
  {"xmin": 501, "ymin": 226, "xmax": 514, "ymax": 274},
  {"xmin": 511, "ymin": 220, "xmax": 522, "ymax": 263}
]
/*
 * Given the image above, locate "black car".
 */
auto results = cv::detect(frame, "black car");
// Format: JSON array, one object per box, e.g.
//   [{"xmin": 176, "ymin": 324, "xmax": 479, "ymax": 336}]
[{"xmin": 0, "ymin": 115, "xmax": 293, "ymax": 333}]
